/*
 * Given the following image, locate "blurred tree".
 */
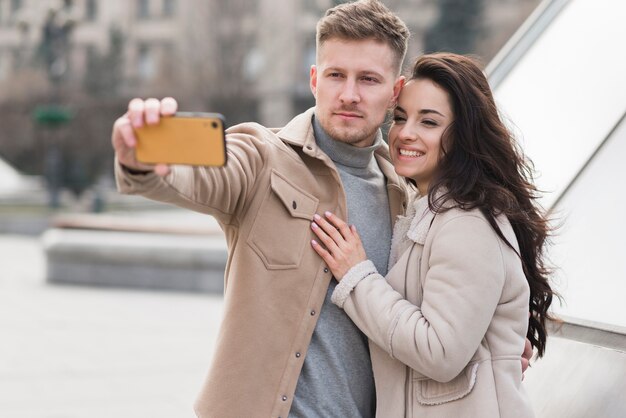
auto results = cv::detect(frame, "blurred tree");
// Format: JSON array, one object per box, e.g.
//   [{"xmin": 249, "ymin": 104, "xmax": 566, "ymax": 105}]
[
  {"xmin": 37, "ymin": 5, "xmax": 76, "ymax": 207},
  {"xmin": 84, "ymin": 27, "xmax": 125, "ymax": 98},
  {"xmin": 424, "ymin": 0, "xmax": 485, "ymax": 54}
]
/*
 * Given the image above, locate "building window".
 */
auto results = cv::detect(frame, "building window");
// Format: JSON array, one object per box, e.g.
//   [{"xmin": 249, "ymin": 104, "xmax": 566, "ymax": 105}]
[
  {"xmin": 0, "ymin": 51, "xmax": 7, "ymax": 81},
  {"xmin": 138, "ymin": 44, "xmax": 156, "ymax": 80},
  {"xmin": 11, "ymin": 0, "xmax": 22, "ymax": 14},
  {"xmin": 62, "ymin": 0, "xmax": 73, "ymax": 11},
  {"xmin": 163, "ymin": 0, "xmax": 176, "ymax": 17},
  {"xmin": 137, "ymin": 0, "xmax": 150, "ymax": 20},
  {"xmin": 86, "ymin": 0, "xmax": 97, "ymax": 21}
]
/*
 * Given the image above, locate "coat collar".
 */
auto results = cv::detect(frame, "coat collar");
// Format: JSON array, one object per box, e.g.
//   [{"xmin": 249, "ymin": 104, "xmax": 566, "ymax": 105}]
[
  {"xmin": 276, "ymin": 107, "xmax": 317, "ymax": 154},
  {"xmin": 388, "ymin": 193, "xmax": 440, "ymax": 267},
  {"xmin": 276, "ymin": 107, "xmax": 408, "ymax": 221},
  {"xmin": 406, "ymin": 195, "xmax": 435, "ymax": 245},
  {"xmin": 276, "ymin": 107, "xmax": 395, "ymax": 166}
]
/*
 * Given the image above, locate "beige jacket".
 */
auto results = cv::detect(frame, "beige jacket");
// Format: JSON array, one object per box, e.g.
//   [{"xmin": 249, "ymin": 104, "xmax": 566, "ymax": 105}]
[
  {"xmin": 333, "ymin": 196, "xmax": 534, "ymax": 418},
  {"xmin": 115, "ymin": 108, "xmax": 407, "ymax": 418}
]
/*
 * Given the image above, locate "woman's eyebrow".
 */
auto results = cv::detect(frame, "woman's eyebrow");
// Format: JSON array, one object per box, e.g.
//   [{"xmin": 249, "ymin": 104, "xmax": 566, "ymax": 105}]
[{"xmin": 419, "ymin": 108, "xmax": 445, "ymax": 117}]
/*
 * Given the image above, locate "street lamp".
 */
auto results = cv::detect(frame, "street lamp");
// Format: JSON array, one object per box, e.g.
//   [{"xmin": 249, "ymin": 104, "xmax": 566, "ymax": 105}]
[{"xmin": 35, "ymin": 2, "xmax": 76, "ymax": 209}]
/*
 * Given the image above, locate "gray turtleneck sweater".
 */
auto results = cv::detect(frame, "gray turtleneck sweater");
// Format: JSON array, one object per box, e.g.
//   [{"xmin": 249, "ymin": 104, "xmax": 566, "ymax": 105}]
[{"xmin": 289, "ymin": 116, "xmax": 392, "ymax": 418}]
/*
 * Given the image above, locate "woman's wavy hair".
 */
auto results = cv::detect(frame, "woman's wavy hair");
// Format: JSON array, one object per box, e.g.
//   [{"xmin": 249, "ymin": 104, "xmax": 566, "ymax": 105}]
[{"xmin": 410, "ymin": 53, "xmax": 556, "ymax": 357}]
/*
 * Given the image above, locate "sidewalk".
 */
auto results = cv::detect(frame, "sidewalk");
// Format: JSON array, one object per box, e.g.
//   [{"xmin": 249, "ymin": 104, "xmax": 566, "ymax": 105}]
[{"xmin": 0, "ymin": 234, "xmax": 224, "ymax": 418}]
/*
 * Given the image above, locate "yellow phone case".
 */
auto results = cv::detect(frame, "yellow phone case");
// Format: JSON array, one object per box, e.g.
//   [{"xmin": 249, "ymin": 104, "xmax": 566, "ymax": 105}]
[{"xmin": 134, "ymin": 112, "xmax": 226, "ymax": 167}]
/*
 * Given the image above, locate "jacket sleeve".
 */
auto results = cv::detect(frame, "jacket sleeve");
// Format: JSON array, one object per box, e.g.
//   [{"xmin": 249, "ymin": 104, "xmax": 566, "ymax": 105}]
[
  {"xmin": 338, "ymin": 214, "xmax": 506, "ymax": 382},
  {"xmin": 115, "ymin": 125, "xmax": 269, "ymax": 225}
]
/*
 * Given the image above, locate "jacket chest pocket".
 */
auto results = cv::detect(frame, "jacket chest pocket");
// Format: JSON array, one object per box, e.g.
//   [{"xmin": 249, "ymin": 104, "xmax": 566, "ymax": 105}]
[{"xmin": 247, "ymin": 170, "xmax": 319, "ymax": 270}]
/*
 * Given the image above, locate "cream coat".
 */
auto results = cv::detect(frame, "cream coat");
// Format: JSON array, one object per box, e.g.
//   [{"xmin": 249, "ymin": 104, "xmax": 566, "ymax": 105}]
[
  {"xmin": 115, "ymin": 108, "xmax": 407, "ymax": 418},
  {"xmin": 334, "ymin": 196, "xmax": 535, "ymax": 418}
]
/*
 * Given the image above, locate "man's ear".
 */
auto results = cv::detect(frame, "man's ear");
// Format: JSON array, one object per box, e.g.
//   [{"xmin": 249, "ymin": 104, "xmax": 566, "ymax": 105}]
[
  {"xmin": 310, "ymin": 65, "xmax": 318, "ymax": 98},
  {"xmin": 390, "ymin": 76, "xmax": 405, "ymax": 107}
]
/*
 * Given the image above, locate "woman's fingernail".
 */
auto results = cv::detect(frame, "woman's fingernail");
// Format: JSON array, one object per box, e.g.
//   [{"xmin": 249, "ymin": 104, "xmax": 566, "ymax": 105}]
[
  {"xmin": 311, "ymin": 222, "xmax": 318, "ymax": 229},
  {"xmin": 311, "ymin": 239, "xmax": 318, "ymax": 245},
  {"xmin": 325, "ymin": 211, "xmax": 332, "ymax": 217},
  {"xmin": 313, "ymin": 214, "xmax": 321, "ymax": 221}
]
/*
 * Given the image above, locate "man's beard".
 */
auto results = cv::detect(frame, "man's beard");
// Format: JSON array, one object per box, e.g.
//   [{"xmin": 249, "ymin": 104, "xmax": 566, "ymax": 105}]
[
  {"xmin": 325, "ymin": 124, "xmax": 376, "ymax": 145},
  {"xmin": 322, "ymin": 109, "xmax": 378, "ymax": 145}
]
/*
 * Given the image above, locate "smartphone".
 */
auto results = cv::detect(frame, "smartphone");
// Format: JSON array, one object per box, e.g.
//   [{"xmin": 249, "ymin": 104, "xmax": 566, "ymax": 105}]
[{"xmin": 134, "ymin": 112, "xmax": 227, "ymax": 167}]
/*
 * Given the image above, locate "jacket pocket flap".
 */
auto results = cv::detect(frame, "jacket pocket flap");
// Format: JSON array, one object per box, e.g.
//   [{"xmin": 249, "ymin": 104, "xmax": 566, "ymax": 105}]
[
  {"xmin": 414, "ymin": 362, "xmax": 479, "ymax": 406},
  {"xmin": 270, "ymin": 170, "xmax": 319, "ymax": 220}
]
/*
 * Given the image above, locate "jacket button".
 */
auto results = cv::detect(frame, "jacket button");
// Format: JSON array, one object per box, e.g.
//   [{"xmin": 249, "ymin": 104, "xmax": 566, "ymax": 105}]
[
  {"xmin": 323, "ymin": 267, "xmax": 329, "ymax": 273},
  {"xmin": 282, "ymin": 395, "xmax": 288, "ymax": 401},
  {"xmin": 295, "ymin": 352, "xmax": 301, "ymax": 358},
  {"xmin": 310, "ymin": 310, "xmax": 316, "ymax": 316},
  {"xmin": 292, "ymin": 201, "xmax": 297, "ymax": 210}
]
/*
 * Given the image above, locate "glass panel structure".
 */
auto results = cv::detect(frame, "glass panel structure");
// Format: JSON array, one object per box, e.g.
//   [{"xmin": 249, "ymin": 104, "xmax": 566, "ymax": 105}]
[{"xmin": 489, "ymin": 0, "xmax": 626, "ymax": 328}]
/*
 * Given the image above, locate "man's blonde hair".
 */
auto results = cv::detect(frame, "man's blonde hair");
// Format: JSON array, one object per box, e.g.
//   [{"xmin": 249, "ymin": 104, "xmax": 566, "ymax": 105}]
[{"xmin": 316, "ymin": 0, "xmax": 410, "ymax": 74}]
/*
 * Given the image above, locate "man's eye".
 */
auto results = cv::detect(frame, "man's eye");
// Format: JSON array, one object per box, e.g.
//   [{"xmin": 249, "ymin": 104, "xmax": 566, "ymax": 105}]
[
  {"xmin": 329, "ymin": 72, "xmax": 342, "ymax": 78},
  {"xmin": 362, "ymin": 76, "xmax": 379, "ymax": 83}
]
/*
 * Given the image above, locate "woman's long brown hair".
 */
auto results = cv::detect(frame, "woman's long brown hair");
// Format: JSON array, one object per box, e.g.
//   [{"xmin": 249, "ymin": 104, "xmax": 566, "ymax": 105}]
[{"xmin": 410, "ymin": 53, "xmax": 556, "ymax": 357}]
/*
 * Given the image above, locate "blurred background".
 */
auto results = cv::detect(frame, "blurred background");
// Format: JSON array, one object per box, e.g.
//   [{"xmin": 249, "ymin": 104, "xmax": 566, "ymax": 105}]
[
  {"xmin": 2, "ymin": 0, "xmax": 625, "ymax": 417},
  {"xmin": 0, "ymin": 0, "xmax": 539, "ymax": 214}
]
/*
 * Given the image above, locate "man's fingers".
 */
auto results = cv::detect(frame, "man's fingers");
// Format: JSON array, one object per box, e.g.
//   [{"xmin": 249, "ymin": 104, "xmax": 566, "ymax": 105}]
[
  {"xmin": 521, "ymin": 358, "xmax": 529, "ymax": 376},
  {"xmin": 160, "ymin": 97, "xmax": 178, "ymax": 116},
  {"xmin": 128, "ymin": 98, "xmax": 146, "ymax": 128},
  {"xmin": 154, "ymin": 164, "xmax": 171, "ymax": 177},
  {"xmin": 523, "ymin": 338, "xmax": 533, "ymax": 360},
  {"xmin": 144, "ymin": 98, "xmax": 161, "ymax": 125},
  {"xmin": 114, "ymin": 116, "xmax": 137, "ymax": 148}
]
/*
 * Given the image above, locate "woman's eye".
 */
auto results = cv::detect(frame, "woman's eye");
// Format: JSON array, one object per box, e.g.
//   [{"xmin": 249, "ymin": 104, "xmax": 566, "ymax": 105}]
[
  {"xmin": 393, "ymin": 115, "xmax": 406, "ymax": 122},
  {"xmin": 422, "ymin": 119, "xmax": 437, "ymax": 126}
]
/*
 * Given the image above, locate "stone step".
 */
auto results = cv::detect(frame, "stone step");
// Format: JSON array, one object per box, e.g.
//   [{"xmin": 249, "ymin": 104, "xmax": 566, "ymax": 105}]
[{"xmin": 42, "ymin": 227, "xmax": 228, "ymax": 293}]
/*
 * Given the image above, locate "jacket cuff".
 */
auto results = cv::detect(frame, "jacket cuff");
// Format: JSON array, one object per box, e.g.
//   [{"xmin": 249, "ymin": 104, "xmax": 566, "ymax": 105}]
[
  {"xmin": 331, "ymin": 260, "xmax": 378, "ymax": 308},
  {"xmin": 114, "ymin": 158, "xmax": 162, "ymax": 194}
]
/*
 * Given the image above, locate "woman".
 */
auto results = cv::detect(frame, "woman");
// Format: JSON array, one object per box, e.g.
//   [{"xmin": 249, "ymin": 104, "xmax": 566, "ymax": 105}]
[{"xmin": 310, "ymin": 53, "xmax": 555, "ymax": 417}]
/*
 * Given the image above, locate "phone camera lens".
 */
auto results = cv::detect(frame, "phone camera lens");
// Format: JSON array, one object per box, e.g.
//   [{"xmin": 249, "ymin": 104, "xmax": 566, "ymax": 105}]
[{"xmin": 211, "ymin": 121, "xmax": 219, "ymax": 129}]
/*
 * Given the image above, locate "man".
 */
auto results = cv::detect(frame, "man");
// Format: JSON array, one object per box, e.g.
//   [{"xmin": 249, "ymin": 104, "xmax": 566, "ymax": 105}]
[{"xmin": 112, "ymin": 1, "xmax": 530, "ymax": 416}]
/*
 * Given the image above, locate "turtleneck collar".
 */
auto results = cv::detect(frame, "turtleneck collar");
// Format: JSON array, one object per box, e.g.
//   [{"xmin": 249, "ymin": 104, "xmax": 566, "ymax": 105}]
[{"xmin": 313, "ymin": 115, "xmax": 383, "ymax": 169}]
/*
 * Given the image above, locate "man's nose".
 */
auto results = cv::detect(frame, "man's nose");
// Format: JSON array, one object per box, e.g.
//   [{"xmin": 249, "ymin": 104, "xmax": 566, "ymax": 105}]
[{"xmin": 339, "ymin": 80, "xmax": 360, "ymax": 104}]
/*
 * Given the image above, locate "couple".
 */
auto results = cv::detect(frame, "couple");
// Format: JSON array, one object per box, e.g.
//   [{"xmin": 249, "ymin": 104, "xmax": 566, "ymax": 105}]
[{"xmin": 111, "ymin": 0, "xmax": 554, "ymax": 417}]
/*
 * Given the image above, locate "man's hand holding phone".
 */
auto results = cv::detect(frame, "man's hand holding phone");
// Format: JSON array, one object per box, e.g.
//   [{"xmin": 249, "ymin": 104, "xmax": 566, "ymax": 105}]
[
  {"xmin": 112, "ymin": 97, "xmax": 178, "ymax": 177},
  {"xmin": 112, "ymin": 97, "xmax": 226, "ymax": 177}
]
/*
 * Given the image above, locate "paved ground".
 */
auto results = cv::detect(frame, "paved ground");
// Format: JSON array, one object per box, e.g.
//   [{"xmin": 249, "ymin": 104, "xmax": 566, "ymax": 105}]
[{"xmin": 0, "ymin": 234, "xmax": 224, "ymax": 418}]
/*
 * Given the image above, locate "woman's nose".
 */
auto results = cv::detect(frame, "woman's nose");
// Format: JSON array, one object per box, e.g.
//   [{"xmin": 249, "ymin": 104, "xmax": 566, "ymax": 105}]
[{"xmin": 399, "ymin": 123, "xmax": 417, "ymax": 141}]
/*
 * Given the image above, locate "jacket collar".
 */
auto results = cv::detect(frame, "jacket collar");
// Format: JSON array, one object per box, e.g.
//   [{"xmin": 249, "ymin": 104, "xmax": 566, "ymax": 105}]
[
  {"xmin": 276, "ymin": 107, "xmax": 317, "ymax": 156},
  {"xmin": 276, "ymin": 107, "xmax": 397, "ymax": 170},
  {"xmin": 406, "ymin": 195, "xmax": 435, "ymax": 245},
  {"xmin": 277, "ymin": 107, "xmax": 408, "ymax": 220}
]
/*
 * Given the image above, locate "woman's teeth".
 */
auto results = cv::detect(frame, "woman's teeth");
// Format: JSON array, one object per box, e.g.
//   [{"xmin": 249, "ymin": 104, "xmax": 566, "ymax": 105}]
[{"xmin": 399, "ymin": 149, "xmax": 424, "ymax": 157}]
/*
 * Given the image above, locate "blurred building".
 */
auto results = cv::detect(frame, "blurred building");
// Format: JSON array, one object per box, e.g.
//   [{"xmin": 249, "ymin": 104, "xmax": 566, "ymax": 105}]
[{"xmin": 0, "ymin": 0, "xmax": 539, "ymax": 127}]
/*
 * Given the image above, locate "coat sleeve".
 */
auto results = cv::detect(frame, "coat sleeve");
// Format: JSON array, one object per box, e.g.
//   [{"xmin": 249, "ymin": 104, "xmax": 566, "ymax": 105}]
[
  {"xmin": 115, "ymin": 125, "xmax": 269, "ymax": 225},
  {"xmin": 339, "ymin": 214, "xmax": 506, "ymax": 382}
]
